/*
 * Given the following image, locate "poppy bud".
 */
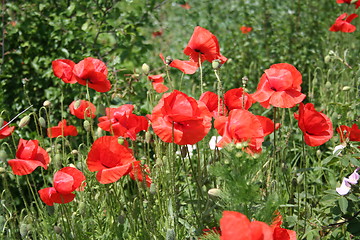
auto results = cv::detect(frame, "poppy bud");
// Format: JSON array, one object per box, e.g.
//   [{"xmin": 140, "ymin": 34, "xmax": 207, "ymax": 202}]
[
  {"xmin": 145, "ymin": 131, "xmax": 152, "ymax": 143},
  {"xmin": 0, "ymin": 150, "xmax": 7, "ymax": 161},
  {"xmin": 54, "ymin": 154, "xmax": 62, "ymax": 168},
  {"xmin": 46, "ymin": 147, "xmax": 52, "ymax": 153},
  {"xmin": 342, "ymin": 86, "xmax": 351, "ymax": 91},
  {"xmin": 38, "ymin": 117, "xmax": 46, "ymax": 128},
  {"xmin": 149, "ymin": 183, "xmax": 157, "ymax": 195},
  {"xmin": 71, "ymin": 149, "xmax": 78, "ymax": 155},
  {"xmin": 324, "ymin": 55, "xmax": 331, "ymax": 63},
  {"xmin": 208, "ymin": 188, "xmax": 222, "ymax": 198},
  {"xmin": 142, "ymin": 63, "xmax": 150, "ymax": 75},
  {"xmin": 117, "ymin": 137, "xmax": 124, "ymax": 145},
  {"xmin": 212, "ymin": 59, "xmax": 222, "ymax": 69},
  {"xmin": 0, "ymin": 167, "xmax": 5, "ymax": 174},
  {"xmin": 43, "ymin": 100, "xmax": 51, "ymax": 107},
  {"xmin": 325, "ymin": 81, "xmax": 332, "ymax": 89},
  {"xmin": 19, "ymin": 115, "xmax": 30, "ymax": 128},
  {"xmin": 165, "ymin": 56, "xmax": 173, "ymax": 65},
  {"xmin": 316, "ymin": 150, "xmax": 322, "ymax": 158},
  {"xmin": 0, "ymin": 118, "xmax": 4, "ymax": 128},
  {"xmin": 20, "ymin": 223, "xmax": 32, "ymax": 238},
  {"xmin": 83, "ymin": 120, "xmax": 91, "ymax": 132},
  {"xmin": 95, "ymin": 127, "xmax": 103, "ymax": 138},
  {"xmin": 54, "ymin": 226, "xmax": 62, "ymax": 234},
  {"xmin": 74, "ymin": 100, "xmax": 82, "ymax": 109}
]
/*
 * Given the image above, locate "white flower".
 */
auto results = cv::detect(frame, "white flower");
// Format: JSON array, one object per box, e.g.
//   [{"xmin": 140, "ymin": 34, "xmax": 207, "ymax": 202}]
[{"xmin": 333, "ymin": 144, "xmax": 345, "ymax": 156}]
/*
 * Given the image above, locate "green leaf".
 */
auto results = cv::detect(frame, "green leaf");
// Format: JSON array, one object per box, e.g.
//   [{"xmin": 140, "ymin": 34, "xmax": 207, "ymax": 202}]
[{"xmin": 338, "ymin": 197, "xmax": 348, "ymax": 214}]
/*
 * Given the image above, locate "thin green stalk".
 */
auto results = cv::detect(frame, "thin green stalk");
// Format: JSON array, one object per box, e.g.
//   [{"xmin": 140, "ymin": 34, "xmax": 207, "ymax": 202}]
[{"xmin": 199, "ymin": 55, "xmax": 203, "ymax": 94}]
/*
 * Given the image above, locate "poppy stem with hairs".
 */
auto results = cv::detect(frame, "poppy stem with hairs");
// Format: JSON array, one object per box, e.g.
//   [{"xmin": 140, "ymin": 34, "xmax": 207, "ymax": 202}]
[
  {"xmin": 199, "ymin": 54, "xmax": 203, "ymax": 94},
  {"xmin": 0, "ymin": 104, "xmax": 33, "ymax": 131},
  {"xmin": 214, "ymin": 69, "xmax": 223, "ymax": 115}
]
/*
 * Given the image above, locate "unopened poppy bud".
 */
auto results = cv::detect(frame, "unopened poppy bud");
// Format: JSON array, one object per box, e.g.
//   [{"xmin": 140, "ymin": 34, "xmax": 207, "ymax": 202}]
[
  {"xmin": 43, "ymin": 100, "xmax": 51, "ymax": 107},
  {"xmin": 145, "ymin": 131, "xmax": 152, "ymax": 143},
  {"xmin": 0, "ymin": 118, "xmax": 3, "ymax": 127},
  {"xmin": 325, "ymin": 81, "xmax": 332, "ymax": 89},
  {"xmin": 19, "ymin": 115, "xmax": 31, "ymax": 128},
  {"xmin": 0, "ymin": 150, "xmax": 7, "ymax": 161},
  {"xmin": 324, "ymin": 55, "xmax": 331, "ymax": 63},
  {"xmin": 46, "ymin": 147, "xmax": 52, "ymax": 153},
  {"xmin": 165, "ymin": 56, "xmax": 173, "ymax": 65},
  {"xmin": 54, "ymin": 226, "xmax": 62, "ymax": 234},
  {"xmin": 20, "ymin": 223, "xmax": 32, "ymax": 238},
  {"xmin": 212, "ymin": 59, "xmax": 222, "ymax": 69},
  {"xmin": 54, "ymin": 154, "xmax": 62, "ymax": 168},
  {"xmin": 0, "ymin": 167, "xmax": 6, "ymax": 174},
  {"xmin": 150, "ymin": 183, "xmax": 157, "ymax": 194},
  {"xmin": 96, "ymin": 127, "xmax": 103, "ymax": 138},
  {"xmin": 342, "ymin": 86, "xmax": 351, "ymax": 91},
  {"xmin": 316, "ymin": 150, "xmax": 322, "ymax": 158},
  {"xmin": 83, "ymin": 120, "xmax": 91, "ymax": 132},
  {"xmin": 117, "ymin": 137, "xmax": 124, "ymax": 145},
  {"xmin": 142, "ymin": 63, "xmax": 150, "ymax": 75},
  {"xmin": 71, "ymin": 149, "xmax": 78, "ymax": 155},
  {"xmin": 208, "ymin": 188, "xmax": 222, "ymax": 198},
  {"xmin": 38, "ymin": 117, "xmax": 46, "ymax": 128},
  {"xmin": 74, "ymin": 100, "xmax": 82, "ymax": 109}
]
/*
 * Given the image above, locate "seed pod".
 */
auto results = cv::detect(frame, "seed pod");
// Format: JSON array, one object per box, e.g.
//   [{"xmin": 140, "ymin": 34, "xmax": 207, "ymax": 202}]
[
  {"xmin": 38, "ymin": 117, "xmax": 46, "ymax": 128},
  {"xmin": 19, "ymin": 115, "xmax": 30, "ymax": 128}
]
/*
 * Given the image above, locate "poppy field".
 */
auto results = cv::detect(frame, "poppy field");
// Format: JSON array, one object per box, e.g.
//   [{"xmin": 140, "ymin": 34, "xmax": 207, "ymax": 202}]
[{"xmin": 1, "ymin": 0, "xmax": 360, "ymax": 239}]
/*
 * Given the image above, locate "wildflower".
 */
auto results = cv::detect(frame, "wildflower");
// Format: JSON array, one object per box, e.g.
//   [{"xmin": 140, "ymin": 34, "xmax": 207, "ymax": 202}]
[
  {"xmin": 148, "ymin": 74, "xmax": 169, "ymax": 93},
  {"xmin": 337, "ymin": 124, "xmax": 360, "ymax": 142},
  {"xmin": 159, "ymin": 53, "xmax": 198, "ymax": 74},
  {"xmin": 0, "ymin": 121, "xmax": 15, "ymax": 139},
  {"xmin": 215, "ymin": 109, "xmax": 278, "ymax": 154},
  {"xmin": 240, "ymin": 26, "xmax": 252, "ymax": 34},
  {"xmin": 199, "ymin": 91, "xmax": 227, "ymax": 118},
  {"xmin": 8, "ymin": 139, "xmax": 50, "ymax": 175},
  {"xmin": 152, "ymin": 30, "xmax": 163, "ymax": 38},
  {"xmin": 224, "ymin": 88, "xmax": 254, "ymax": 111},
  {"xmin": 148, "ymin": 90, "xmax": 212, "ymax": 145},
  {"xmin": 333, "ymin": 144, "xmax": 346, "ymax": 155},
  {"xmin": 336, "ymin": 168, "xmax": 359, "ymax": 195},
  {"xmin": 252, "ymin": 63, "xmax": 306, "ymax": 108},
  {"xmin": 183, "ymin": 26, "xmax": 227, "ymax": 64},
  {"xmin": 98, "ymin": 104, "xmax": 148, "ymax": 140},
  {"xmin": 329, "ymin": 13, "xmax": 358, "ymax": 33},
  {"xmin": 73, "ymin": 57, "xmax": 111, "ymax": 92},
  {"xmin": 336, "ymin": 0, "xmax": 360, "ymax": 9},
  {"xmin": 128, "ymin": 161, "xmax": 152, "ymax": 187},
  {"xmin": 294, "ymin": 103, "xmax": 333, "ymax": 146},
  {"xmin": 87, "ymin": 136, "xmax": 138, "ymax": 184},
  {"xmin": 180, "ymin": 3, "xmax": 191, "ymax": 9},
  {"xmin": 52, "ymin": 59, "xmax": 77, "ymax": 84},
  {"xmin": 47, "ymin": 120, "xmax": 78, "ymax": 138},
  {"xmin": 69, "ymin": 100, "xmax": 97, "ymax": 119},
  {"xmin": 38, "ymin": 166, "xmax": 85, "ymax": 206}
]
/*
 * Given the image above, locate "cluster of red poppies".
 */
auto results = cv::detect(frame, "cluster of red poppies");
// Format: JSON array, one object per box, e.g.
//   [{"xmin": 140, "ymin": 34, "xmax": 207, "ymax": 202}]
[{"xmin": 330, "ymin": 0, "xmax": 360, "ymax": 32}]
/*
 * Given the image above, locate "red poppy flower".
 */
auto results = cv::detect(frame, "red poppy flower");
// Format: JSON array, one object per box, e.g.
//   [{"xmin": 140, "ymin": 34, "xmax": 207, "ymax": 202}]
[
  {"xmin": 337, "ymin": 0, "xmax": 360, "ymax": 8},
  {"xmin": 87, "ymin": 136, "xmax": 138, "ymax": 184},
  {"xmin": 129, "ymin": 161, "xmax": 152, "ymax": 187},
  {"xmin": 220, "ymin": 211, "xmax": 274, "ymax": 240},
  {"xmin": 69, "ymin": 100, "xmax": 97, "ymax": 119},
  {"xmin": 47, "ymin": 120, "xmax": 78, "ymax": 138},
  {"xmin": 294, "ymin": 103, "xmax": 333, "ymax": 146},
  {"xmin": 152, "ymin": 30, "xmax": 163, "ymax": 37},
  {"xmin": 252, "ymin": 63, "xmax": 306, "ymax": 109},
  {"xmin": 73, "ymin": 57, "xmax": 111, "ymax": 92},
  {"xmin": 337, "ymin": 124, "xmax": 360, "ymax": 142},
  {"xmin": 52, "ymin": 59, "xmax": 77, "ymax": 84},
  {"xmin": 0, "ymin": 121, "xmax": 15, "ymax": 139},
  {"xmin": 159, "ymin": 53, "xmax": 198, "ymax": 75},
  {"xmin": 8, "ymin": 139, "xmax": 50, "ymax": 175},
  {"xmin": 240, "ymin": 26, "xmax": 252, "ymax": 34},
  {"xmin": 199, "ymin": 91, "xmax": 227, "ymax": 118},
  {"xmin": 98, "ymin": 104, "xmax": 148, "ymax": 140},
  {"xmin": 147, "ymin": 90, "xmax": 212, "ymax": 145},
  {"xmin": 214, "ymin": 109, "xmax": 278, "ymax": 154},
  {"xmin": 180, "ymin": 3, "xmax": 191, "ymax": 9},
  {"xmin": 148, "ymin": 74, "xmax": 169, "ymax": 93},
  {"xmin": 271, "ymin": 211, "xmax": 297, "ymax": 240},
  {"xmin": 38, "ymin": 166, "xmax": 85, "ymax": 206},
  {"xmin": 329, "ymin": 13, "xmax": 358, "ymax": 33},
  {"xmin": 183, "ymin": 26, "xmax": 227, "ymax": 64},
  {"xmin": 224, "ymin": 88, "xmax": 255, "ymax": 111}
]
